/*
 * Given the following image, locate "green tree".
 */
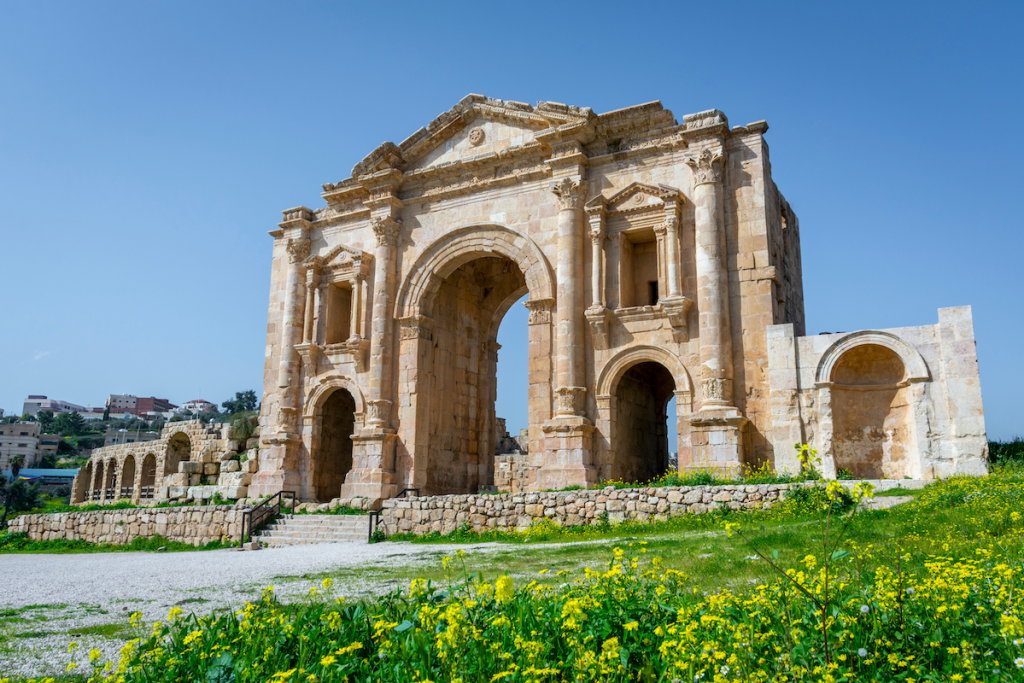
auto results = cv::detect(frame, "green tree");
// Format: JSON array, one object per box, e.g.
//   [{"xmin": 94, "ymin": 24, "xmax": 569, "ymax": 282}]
[
  {"xmin": 222, "ymin": 390, "xmax": 258, "ymax": 415},
  {"xmin": 36, "ymin": 410, "xmax": 55, "ymax": 433},
  {"xmin": 54, "ymin": 411, "xmax": 86, "ymax": 436}
]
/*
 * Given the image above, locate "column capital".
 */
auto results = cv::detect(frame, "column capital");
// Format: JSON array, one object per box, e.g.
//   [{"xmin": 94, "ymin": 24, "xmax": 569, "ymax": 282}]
[
  {"xmin": 371, "ymin": 216, "xmax": 401, "ymax": 247},
  {"xmin": 554, "ymin": 386, "xmax": 587, "ymax": 417},
  {"xmin": 686, "ymin": 148, "xmax": 725, "ymax": 185},
  {"xmin": 550, "ymin": 177, "xmax": 588, "ymax": 211},
  {"xmin": 286, "ymin": 238, "xmax": 310, "ymax": 264},
  {"xmin": 365, "ymin": 399, "xmax": 393, "ymax": 428},
  {"xmin": 523, "ymin": 297, "xmax": 555, "ymax": 325}
]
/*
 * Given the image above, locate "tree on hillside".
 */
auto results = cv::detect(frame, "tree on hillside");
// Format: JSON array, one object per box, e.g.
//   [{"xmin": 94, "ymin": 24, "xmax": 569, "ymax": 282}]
[
  {"xmin": 53, "ymin": 411, "xmax": 86, "ymax": 436},
  {"xmin": 9, "ymin": 455, "xmax": 25, "ymax": 479},
  {"xmin": 222, "ymin": 390, "xmax": 258, "ymax": 415},
  {"xmin": 36, "ymin": 410, "xmax": 55, "ymax": 433}
]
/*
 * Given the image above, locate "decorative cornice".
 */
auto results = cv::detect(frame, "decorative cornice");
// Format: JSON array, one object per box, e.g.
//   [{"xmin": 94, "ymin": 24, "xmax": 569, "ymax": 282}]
[
  {"xmin": 550, "ymin": 177, "xmax": 588, "ymax": 211},
  {"xmin": 371, "ymin": 217, "xmax": 401, "ymax": 247},
  {"xmin": 686, "ymin": 148, "xmax": 724, "ymax": 185}
]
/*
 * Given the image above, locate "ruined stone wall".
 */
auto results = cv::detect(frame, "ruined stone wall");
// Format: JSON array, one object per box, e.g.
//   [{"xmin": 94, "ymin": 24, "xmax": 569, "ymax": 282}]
[
  {"xmin": 767, "ymin": 306, "xmax": 989, "ymax": 478},
  {"xmin": 8, "ymin": 505, "xmax": 245, "ymax": 545},
  {"xmin": 380, "ymin": 484, "xmax": 789, "ymax": 536},
  {"xmin": 494, "ymin": 454, "xmax": 530, "ymax": 493}
]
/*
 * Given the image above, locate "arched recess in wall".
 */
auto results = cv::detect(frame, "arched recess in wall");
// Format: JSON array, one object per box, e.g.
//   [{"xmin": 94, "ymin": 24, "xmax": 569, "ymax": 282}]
[
  {"xmin": 164, "ymin": 432, "xmax": 192, "ymax": 480},
  {"xmin": 104, "ymin": 458, "xmax": 118, "ymax": 497},
  {"xmin": 595, "ymin": 345, "xmax": 694, "ymax": 483},
  {"xmin": 121, "ymin": 455, "xmax": 136, "ymax": 499},
  {"xmin": 816, "ymin": 331, "xmax": 929, "ymax": 479},
  {"xmin": 139, "ymin": 453, "xmax": 157, "ymax": 499},
  {"xmin": 395, "ymin": 224, "xmax": 555, "ymax": 495},
  {"xmin": 72, "ymin": 461, "xmax": 92, "ymax": 503}
]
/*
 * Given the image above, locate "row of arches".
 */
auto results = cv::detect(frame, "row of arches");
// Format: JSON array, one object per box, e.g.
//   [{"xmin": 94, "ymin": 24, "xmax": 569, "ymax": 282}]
[{"xmin": 72, "ymin": 431, "xmax": 193, "ymax": 504}]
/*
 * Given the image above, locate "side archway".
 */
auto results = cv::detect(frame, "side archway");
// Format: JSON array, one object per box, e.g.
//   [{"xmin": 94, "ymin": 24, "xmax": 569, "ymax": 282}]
[
  {"xmin": 595, "ymin": 346, "xmax": 695, "ymax": 483},
  {"xmin": 304, "ymin": 375, "xmax": 366, "ymax": 420}
]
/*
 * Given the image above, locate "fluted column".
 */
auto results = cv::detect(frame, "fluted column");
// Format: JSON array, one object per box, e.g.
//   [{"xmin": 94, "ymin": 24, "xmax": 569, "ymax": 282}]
[
  {"xmin": 366, "ymin": 216, "xmax": 400, "ymax": 427},
  {"xmin": 688, "ymin": 147, "xmax": 733, "ymax": 407},
  {"xmin": 550, "ymin": 176, "xmax": 588, "ymax": 416}
]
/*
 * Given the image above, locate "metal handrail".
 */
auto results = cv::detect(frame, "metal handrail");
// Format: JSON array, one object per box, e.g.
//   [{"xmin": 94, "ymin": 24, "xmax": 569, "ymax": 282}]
[
  {"xmin": 368, "ymin": 488, "xmax": 419, "ymax": 542},
  {"xmin": 240, "ymin": 490, "xmax": 295, "ymax": 547}
]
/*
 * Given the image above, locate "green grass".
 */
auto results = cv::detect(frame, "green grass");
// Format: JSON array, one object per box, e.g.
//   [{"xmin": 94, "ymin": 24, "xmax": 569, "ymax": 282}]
[{"xmin": 0, "ymin": 531, "xmax": 233, "ymax": 554}]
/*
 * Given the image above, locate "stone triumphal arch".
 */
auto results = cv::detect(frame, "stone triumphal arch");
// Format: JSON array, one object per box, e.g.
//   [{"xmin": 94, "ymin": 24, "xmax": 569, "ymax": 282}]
[{"xmin": 254, "ymin": 95, "xmax": 989, "ymax": 505}]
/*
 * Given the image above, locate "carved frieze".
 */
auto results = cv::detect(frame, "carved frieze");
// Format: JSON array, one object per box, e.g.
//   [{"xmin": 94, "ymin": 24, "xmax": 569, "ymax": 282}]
[{"xmin": 399, "ymin": 315, "xmax": 434, "ymax": 341}]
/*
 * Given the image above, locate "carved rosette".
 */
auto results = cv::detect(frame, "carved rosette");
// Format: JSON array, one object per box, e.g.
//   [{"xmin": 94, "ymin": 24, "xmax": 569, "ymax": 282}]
[
  {"xmin": 365, "ymin": 399, "xmax": 392, "ymax": 428},
  {"xmin": 523, "ymin": 298, "xmax": 555, "ymax": 325},
  {"xmin": 555, "ymin": 386, "xmax": 587, "ymax": 417},
  {"xmin": 550, "ymin": 177, "xmax": 588, "ymax": 211},
  {"xmin": 371, "ymin": 216, "xmax": 401, "ymax": 247},
  {"xmin": 285, "ymin": 239, "xmax": 311, "ymax": 264},
  {"xmin": 686, "ymin": 148, "xmax": 724, "ymax": 185}
]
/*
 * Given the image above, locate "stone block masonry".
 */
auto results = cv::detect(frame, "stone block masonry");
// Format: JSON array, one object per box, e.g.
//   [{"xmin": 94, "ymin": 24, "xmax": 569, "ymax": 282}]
[
  {"xmin": 380, "ymin": 483, "xmax": 784, "ymax": 536},
  {"xmin": 379, "ymin": 479, "xmax": 927, "ymax": 537},
  {"xmin": 8, "ymin": 505, "xmax": 246, "ymax": 546}
]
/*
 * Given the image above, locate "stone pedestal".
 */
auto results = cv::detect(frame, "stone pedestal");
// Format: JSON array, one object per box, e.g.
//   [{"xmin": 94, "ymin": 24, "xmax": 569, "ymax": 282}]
[
  {"xmin": 687, "ymin": 409, "xmax": 747, "ymax": 475},
  {"xmin": 537, "ymin": 417, "xmax": 596, "ymax": 489},
  {"xmin": 340, "ymin": 431, "xmax": 398, "ymax": 507},
  {"xmin": 248, "ymin": 434, "xmax": 302, "ymax": 497}
]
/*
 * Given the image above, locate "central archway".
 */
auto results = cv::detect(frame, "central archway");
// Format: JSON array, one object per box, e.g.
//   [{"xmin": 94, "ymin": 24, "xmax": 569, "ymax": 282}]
[{"xmin": 395, "ymin": 225, "xmax": 555, "ymax": 495}]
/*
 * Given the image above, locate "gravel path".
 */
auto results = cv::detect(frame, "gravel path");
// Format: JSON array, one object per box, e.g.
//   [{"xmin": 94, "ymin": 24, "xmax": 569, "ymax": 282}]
[{"xmin": 0, "ymin": 541, "xmax": 491, "ymax": 679}]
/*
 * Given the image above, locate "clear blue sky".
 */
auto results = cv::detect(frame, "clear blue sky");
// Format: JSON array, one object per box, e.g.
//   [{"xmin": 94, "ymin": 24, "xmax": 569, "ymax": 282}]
[{"xmin": 1, "ymin": 2, "xmax": 1021, "ymax": 441}]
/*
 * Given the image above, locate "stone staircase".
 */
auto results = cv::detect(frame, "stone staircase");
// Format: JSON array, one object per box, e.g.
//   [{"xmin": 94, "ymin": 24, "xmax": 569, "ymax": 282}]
[{"xmin": 255, "ymin": 514, "xmax": 369, "ymax": 547}]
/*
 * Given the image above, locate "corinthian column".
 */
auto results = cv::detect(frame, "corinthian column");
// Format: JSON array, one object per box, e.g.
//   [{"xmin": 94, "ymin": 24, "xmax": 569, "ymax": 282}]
[
  {"xmin": 688, "ymin": 147, "xmax": 733, "ymax": 406},
  {"xmin": 302, "ymin": 263, "xmax": 320, "ymax": 344},
  {"xmin": 685, "ymin": 146, "xmax": 747, "ymax": 472},
  {"xmin": 366, "ymin": 216, "xmax": 400, "ymax": 427},
  {"xmin": 550, "ymin": 176, "xmax": 588, "ymax": 415},
  {"xmin": 276, "ymin": 236, "xmax": 310, "ymax": 420}
]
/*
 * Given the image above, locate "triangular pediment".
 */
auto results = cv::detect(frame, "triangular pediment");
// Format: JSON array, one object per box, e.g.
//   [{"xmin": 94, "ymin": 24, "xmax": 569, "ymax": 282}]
[
  {"xmin": 349, "ymin": 95, "xmax": 595, "ymax": 178},
  {"xmin": 307, "ymin": 242, "xmax": 371, "ymax": 270},
  {"xmin": 587, "ymin": 182, "xmax": 682, "ymax": 213}
]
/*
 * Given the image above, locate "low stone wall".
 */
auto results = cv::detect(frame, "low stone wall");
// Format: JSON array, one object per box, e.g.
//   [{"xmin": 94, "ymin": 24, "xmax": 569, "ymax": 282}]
[
  {"xmin": 381, "ymin": 484, "xmax": 788, "ymax": 536},
  {"xmin": 8, "ymin": 504, "xmax": 246, "ymax": 546},
  {"xmin": 379, "ymin": 479, "xmax": 930, "ymax": 537}
]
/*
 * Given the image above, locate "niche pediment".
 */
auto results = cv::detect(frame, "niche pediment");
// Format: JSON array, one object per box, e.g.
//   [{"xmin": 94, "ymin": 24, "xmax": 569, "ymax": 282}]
[
  {"xmin": 306, "ymin": 243, "xmax": 372, "ymax": 283},
  {"xmin": 589, "ymin": 182, "xmax": 682, "ymax": 215}
]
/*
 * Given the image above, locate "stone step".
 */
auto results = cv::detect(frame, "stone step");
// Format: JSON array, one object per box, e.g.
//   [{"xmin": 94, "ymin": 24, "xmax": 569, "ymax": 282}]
[{"xmin": 253, "ymin": 514, "xmax": 370, "ymax": 546}]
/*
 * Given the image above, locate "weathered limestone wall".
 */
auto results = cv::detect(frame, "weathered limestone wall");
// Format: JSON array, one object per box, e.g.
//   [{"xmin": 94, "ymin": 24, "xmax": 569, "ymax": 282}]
[
  {"xmin": 380, "ymin": 484, "xmax": 788, "ymax": 536},
  {"xmin": 8, "ymin": 505, "xmax": 245, "ymax": 545},
  {"xmin": 494, "ymin": 454, "xmax": 530, "ymax": 493},
  {"xmin": 767, "ymin": 306, "xmax": 989, "ymax": 479}
]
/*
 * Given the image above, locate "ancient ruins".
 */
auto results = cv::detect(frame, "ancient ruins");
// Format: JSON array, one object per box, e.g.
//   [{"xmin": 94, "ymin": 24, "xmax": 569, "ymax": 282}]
[{"xmin": 73, "ymin": 95, "xmax": 990, "ymax": 508}]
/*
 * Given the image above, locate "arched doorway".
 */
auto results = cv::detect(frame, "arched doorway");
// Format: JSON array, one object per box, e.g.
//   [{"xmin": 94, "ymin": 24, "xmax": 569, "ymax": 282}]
[
  {"xmin": 165, "ymin": 432, "xmax": 192, "ymax": 479},
  {"xmin": 830, "ymin": 344, "xmax": 910, "ymax": 478},
  {"xmin": 139, "ymin": 454, "xmax": 157, "ymax": 499},
  {"xmin": 121, "ymin": 455, "xmax": 136, "ymax": 500},
  {"xmin": 313, "ymin": 389, "xmax": 356, "ymax": 502},
  {"xmin": 612, "ymin": 362, "xmax": 676, "ymax": 483}
]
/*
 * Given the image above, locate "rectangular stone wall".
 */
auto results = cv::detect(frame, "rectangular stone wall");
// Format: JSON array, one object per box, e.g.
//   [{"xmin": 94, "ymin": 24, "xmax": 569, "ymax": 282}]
[
  {"xmin": 380, "ymin": 483, "xmax": 790, "ymax": 536},
  {"xmin": 8, "ymin": 505, "xmax": 245, "ymax": 546}
]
